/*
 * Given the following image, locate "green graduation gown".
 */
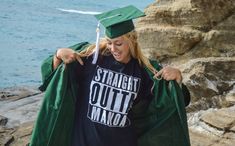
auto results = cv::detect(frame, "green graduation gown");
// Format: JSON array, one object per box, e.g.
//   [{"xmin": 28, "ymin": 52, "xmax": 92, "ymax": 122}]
[{"xmin": 29, "ymin": 42, "xmax": 190, "ymax": 146}]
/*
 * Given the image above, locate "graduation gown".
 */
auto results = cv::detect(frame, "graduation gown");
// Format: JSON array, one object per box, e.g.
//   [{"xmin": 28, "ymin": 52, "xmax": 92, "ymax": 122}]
[{"xmin": 29, "ymin": 42, "xmax": 190, "ymax": 146}]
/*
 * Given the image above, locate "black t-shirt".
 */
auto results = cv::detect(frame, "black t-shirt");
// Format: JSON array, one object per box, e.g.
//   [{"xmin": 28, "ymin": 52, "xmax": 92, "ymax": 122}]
[{"xmin": 72, "ymin": 55, "xmax": 153, "ymax": 146}]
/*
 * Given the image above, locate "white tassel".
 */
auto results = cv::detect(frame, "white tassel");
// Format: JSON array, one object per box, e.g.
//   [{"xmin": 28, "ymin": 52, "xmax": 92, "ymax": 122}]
[
  {"xmin": 92, "ymin": 22, "xmax": 100, "ymax": 64},
  {"xmin": 92, "ymin": 14, "xmax": 120, "ymax": 64}
]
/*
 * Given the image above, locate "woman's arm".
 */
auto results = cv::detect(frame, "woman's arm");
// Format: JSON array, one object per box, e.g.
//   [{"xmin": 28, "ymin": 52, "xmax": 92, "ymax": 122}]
[
  {"xmin": 53, "ymin": 53, "xmax": 62, "ymax": 70},
  {"xmin": 53, "ymin": 48, "xmax": 84, "ymax": 70},
  {"xmin": 39, "ymin": 42, "xmax": 89, "ymax": 91}
]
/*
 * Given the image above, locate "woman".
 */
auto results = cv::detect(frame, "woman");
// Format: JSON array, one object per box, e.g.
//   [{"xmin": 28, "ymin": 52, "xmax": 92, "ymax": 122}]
[{"xmin": 30, "ymin": 5, "xmax": 190, "ymax": 146}]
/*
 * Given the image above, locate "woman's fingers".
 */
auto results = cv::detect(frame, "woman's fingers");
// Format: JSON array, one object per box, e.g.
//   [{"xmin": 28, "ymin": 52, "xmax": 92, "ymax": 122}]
[
  {"xmin": 153, "ymin": 66, "xmax": 182, "ymax": 83},
  {"xmin": 75, "ymin": 53, "xmax": 84, "ymax": 65},
  {"xmin": 57, "ymin": 48, "xmax": 81, "ymax": 64},
  {"xmin": 61, "ymin": 54, "xmax": 74, "ymax": 64}
]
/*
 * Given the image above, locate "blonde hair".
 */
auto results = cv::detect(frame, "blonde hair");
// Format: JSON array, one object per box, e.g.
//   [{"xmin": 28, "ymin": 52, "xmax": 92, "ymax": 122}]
[{"xmin": 78, "ymin": 30, "xmax": 156, "ymax": 74}]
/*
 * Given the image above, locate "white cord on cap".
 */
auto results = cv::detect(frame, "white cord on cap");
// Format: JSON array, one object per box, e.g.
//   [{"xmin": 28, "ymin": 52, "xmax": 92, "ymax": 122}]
[{"xmin": 92, "ymin": 22, "xmax": 100, "ymax": 64}]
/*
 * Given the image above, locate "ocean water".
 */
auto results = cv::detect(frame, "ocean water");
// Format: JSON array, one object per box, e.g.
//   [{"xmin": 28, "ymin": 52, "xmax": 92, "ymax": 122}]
[{"xmin": 0, "ymin": 0, "xmax": 154, "ymax": 88}]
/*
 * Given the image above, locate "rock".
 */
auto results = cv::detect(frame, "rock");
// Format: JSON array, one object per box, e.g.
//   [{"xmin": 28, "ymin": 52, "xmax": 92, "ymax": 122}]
[
  {"xmin": 0, "ymin": 126, "xmax": 15, "ymax": 146},
  {"xmin": 219, "ymin": 132, "xmax": 235, "ymax": 146},
  {"xmin": 135, "ymin": 0, "xmax": 235, "ymax": 108},
  {"xmin": 136, "ymin": 0, "xmax": 235, "ymax": 62},
  {"xmin": 2, "ymin": 135, "xmax": 14, "ymax": 146},
  {"xmin": 0, "ymin": 122, "xmax": 33, "ymax": 146},
  {"xmin": 201, "ymin": 108, "xmax": 235, "ymax": 131},
  {"xmin": 138, "ymin": 0, "xmax": 235, "ymax": 31},
  {"xmin": 188, "ymin": 105, "xmax": 235, "ymax": 146},
  {"xmin": 181, "ymin": 13, "xmax": 235, "ymax": 62},
  {"xmin": 9, "ymin": 122, "xmax": 34, "ymax": 146},
  {"xmin": 0, "ymin": 115, "xmax": 8, "ymax": 126},
  {"xmin": 137, "ymin": 25, "xmax": 203, "ymax": 61},
  {"xmin": 0, "ymin": 92, "xmax": 43, "ymax": 128},
  {"xmin": 189, "ymin": 129, "xmax": 220, "ymax": 146},
  {"xmin": 225, "ymin": 86, "xmax": 235, "ymax": 103},
  {"xmin": 0, "ymin": 86, "xmax": 41, "ymax": 146},
  {"xmin": 180, "ymin": 57, "xmax": 235, "ymax": 102},
  {"xmin": 183, "ymin": 57, "xmax": 235, "ymax": 112},
  {"xmin": 0, "ymin": 86, "xmax": 41, "ymax": 101}
]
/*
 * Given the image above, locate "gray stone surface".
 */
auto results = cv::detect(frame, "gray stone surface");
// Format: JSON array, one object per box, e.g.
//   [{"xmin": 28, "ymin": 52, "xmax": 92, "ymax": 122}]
[
  {"xmin": 0, "ymin": 87, "xmax": 42, "ymax": 146},
  {"xmin": 188, "ymin": 105, "xmax": 235, "ymax": 146},
  {"xmin": 1, "ymin": 0, "xmax": 235, "ymax": 145},
  {"xmin": 0, "ymin": 115, "xmax": 7, "ymax": 126},
  {"xmin": 137, "ymin": 0, "xmax": 235, "ymax": 62},
  {"xmin": 0, "ymin": 90, "xmax": 43, "ymax": 128}
]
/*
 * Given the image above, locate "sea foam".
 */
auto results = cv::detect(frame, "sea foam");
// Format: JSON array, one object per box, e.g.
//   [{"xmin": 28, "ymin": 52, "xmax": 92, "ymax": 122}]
[{"xmin": 57, "ymin": 8, "xmax": 101, "ymax": 15}]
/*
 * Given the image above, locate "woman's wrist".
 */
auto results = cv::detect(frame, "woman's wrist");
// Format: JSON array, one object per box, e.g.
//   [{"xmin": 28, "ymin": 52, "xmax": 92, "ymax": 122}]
[
  {"xmin": 54, "ymin": 50, "xmax": 62, "ymax": 61},
  {"xmin": 53, "ymin": 50, "xmax": 62, "ymax": 70},
  {"xmin": 176, "ymin": 70, "xmax": 183, "ymax": 85}
]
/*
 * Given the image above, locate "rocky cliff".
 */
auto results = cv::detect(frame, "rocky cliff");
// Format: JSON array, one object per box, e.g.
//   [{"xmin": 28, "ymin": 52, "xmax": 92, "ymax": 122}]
[
  {"xmin": 136, "ymin": 0, "xmax": 235, "ymax": 145},
  {"xmin": 1, "ymin": 0, "xmax": 235, "ymax": 146}
]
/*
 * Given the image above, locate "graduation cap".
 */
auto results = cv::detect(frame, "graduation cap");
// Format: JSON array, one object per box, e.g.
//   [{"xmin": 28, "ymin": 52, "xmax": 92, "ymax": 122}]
[{"xmin": 92, "ymin": 5, "xmax": 145, "ymax": 64}]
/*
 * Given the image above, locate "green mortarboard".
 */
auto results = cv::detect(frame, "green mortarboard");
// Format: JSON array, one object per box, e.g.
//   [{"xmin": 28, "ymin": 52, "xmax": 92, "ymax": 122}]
[
  {"xmin": 94, "ymin": 5, "xmax": 145, "ymax": 38},
  {"xmin": 92, "ymin": 5, "xmax": 145, "ymax": 64}
]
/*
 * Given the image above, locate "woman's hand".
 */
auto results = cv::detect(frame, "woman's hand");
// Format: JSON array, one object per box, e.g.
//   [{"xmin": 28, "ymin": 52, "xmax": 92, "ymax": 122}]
[
  {"xmin": 53, "ymin": 48, "xmax": 84, "ymax": 70},
  {"xmin": 56, "ymin": 48, "xmax": 84, "ymax": 65},
  {"xmin": 154, "ymin": 66, "xmax": 182, "ymax": 84}
]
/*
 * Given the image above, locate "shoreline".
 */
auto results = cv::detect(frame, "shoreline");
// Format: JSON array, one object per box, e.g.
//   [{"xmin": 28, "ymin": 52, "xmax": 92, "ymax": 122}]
[
  {"xmin": 0, "ymin": 86, "xmax": 43, "ymax": 128},
  {"xmin": 1, "ymin": 86, "xmax": 235, "ymax": 146},
  {"xmin": 0, "ymin": 86, "xmax": 43, "ymax": 145}
]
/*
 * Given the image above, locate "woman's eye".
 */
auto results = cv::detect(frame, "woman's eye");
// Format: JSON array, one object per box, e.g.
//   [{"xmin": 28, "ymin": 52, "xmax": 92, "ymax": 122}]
[{"xmin": 116, "ymin": 43, "xmax": 122, "ymax": 46}]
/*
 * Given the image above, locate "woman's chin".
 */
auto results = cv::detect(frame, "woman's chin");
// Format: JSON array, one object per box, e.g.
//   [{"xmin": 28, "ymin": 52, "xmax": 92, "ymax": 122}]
[
  {"xmin": 113, "ymin": 54, "xmax": 121, "ymax": 60},
  {"xmin": 114, "ymin": 57, "xmax": 122, "ymax": 62}
]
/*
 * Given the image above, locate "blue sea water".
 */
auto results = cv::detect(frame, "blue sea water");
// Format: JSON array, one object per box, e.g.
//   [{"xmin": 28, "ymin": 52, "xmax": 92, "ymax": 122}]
[{"xmin": 0, "ymin": 0, "xmax": 154, "ymax": 88}]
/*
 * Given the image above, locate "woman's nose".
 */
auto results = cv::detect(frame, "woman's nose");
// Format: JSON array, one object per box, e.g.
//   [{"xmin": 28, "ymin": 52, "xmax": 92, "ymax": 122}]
[{"xmin": 110, "ymin": 44, "xmax": 117, "ymax": 51}]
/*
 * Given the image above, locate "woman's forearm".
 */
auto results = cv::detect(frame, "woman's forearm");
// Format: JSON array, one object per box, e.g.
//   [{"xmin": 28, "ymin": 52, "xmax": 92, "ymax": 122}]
[{"xmin": 53, "ymin": 51, "xmax": 62, "ymax": 70}]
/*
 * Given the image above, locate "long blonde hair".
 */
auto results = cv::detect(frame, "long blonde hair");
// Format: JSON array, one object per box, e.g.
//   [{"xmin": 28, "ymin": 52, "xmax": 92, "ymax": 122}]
[{"xmin": 78, "ymin": 30, "xmax": 156, "ymax": 74}]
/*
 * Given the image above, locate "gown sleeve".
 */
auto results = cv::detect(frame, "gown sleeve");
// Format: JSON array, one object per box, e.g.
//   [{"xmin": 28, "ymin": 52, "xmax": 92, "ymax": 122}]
[{"xmin": 182, "ymin": 84, "xmax": 191, "ymax": 106}]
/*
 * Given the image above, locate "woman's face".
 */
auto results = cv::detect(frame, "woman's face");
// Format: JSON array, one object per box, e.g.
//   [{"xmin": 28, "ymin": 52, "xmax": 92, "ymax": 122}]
[{"xmin": 107, "ymin": 36, "xmax": 131, "ymax": 64}]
